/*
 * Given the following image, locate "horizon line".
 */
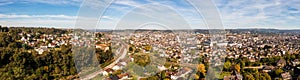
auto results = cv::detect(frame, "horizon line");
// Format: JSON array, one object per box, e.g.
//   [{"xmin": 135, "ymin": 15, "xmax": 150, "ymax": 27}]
[{"xmin": 1, "ymin": 25, "xmax": 300, "ymax": 30}]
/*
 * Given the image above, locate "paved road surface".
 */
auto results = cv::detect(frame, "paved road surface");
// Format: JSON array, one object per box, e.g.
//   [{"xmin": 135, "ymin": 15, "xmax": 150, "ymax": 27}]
[
  {"xmin": 243, "ymin": 66, "xmax": 264, "ymax": 69},
  {"xmin": 80, "ymin": 43, "xmax": 128, "ymax": 80}
]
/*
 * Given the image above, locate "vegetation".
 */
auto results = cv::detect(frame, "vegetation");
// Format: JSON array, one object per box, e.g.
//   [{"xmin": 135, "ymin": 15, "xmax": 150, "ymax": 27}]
[
  {"xmin": 133, "ymin": 53, "xmax": 151, "ymax": 67},
  {"xmin": 0, "ymin": 27, "xmax": 115, "ymax": 79},
  {"xmin": 0, "ymin": 27, "xmax": 77, "ymax": 79}
]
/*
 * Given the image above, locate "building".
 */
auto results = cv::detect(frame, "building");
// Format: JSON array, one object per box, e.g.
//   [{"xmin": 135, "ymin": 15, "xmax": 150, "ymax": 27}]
[
  {"xmin": 262, "ymin": 66, "xmax": 275, "ymax": 73},
  {"xmin": 277, "ymin": 59, "xmax": 286, "ymax": 67},
  {"xmin": 96, "ymin": 44, "xmax": 109, "ymax": 52},
  {"xmin": 281, "ymin": 72, "xmax": 292, "ymax": 80}
]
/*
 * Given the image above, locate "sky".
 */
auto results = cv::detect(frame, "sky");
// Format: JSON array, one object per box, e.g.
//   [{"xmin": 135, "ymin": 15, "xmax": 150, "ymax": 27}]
[{"xmin": 0, "ymin": 0, "xmax": 299, "ymax": 29}]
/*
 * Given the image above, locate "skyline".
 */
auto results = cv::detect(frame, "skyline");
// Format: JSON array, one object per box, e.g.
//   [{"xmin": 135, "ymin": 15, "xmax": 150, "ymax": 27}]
[{"xmin": 0, "ymin": 0, "xmax": 299, "ymax": 29}]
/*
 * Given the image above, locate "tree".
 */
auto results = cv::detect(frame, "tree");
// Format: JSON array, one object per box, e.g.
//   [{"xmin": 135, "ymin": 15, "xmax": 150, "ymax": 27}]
[
  {"xmin": 240, "ymin": 61, "xmax": 245, "ymax": 72},
  {"xmin": 42, "ymin": 73, "xmax": 49, "ymax": 79},
  {"xmin": 0, "ymin": 33, "xmax": 12, "ymax": 47},
  {"xmin": 129, "ymin": 46, "xmax": 134, "ymax": 52},
  {"xmin": 0, "ymin": 28, "xmax": 78, "ymax": 79},
  {"xmin": 36, "ymin": 67, "xmax": 43, "ymax": 77},
  {"xmin": 144, "ymin": 45, "xmax": 152, "ymax": 51},
  {"xmin": 262, "ymin": 73, "xmax": 271, "ymax": 80},
  {"xmin": 253, "ymin": 73, "xmax": 260, "ymax": 80},
  {"xmin": 274, "ymin": 68, "xmax": 284, "ymax": 76},
  {"xmin": 244, "ymin": 74, "xmax": 255, "ymax": 80},
  {"xmin": 133, "ymin": 53, "xmax": 150, "ymax": 67},
  {"xmin": 234, "ymin": 64, "xmax": 241, "ymax": 73},
  {"xmin": 259, "ymin": 76, "xmax": 266, "ymax": 80},
  {"xmin": 147, "ymin": 76, "xmax": 159, "ymax": 80},
  {"xmin": 54, "ymin": 66, "xmax": 61, "ymax": 74},
  {"xmin": 197, "ymin": 64, "xmax": 206, "ymax": 74},
  {"xmin": 224, "ymin": 61, "xmax": 232, "ymax": 71},
  {"xmin": 194, "ymin": 74, "xmax": 200, "ymax": 80}
]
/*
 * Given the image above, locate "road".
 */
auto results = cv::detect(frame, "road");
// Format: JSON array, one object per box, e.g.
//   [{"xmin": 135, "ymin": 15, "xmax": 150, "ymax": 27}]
[
  {"xmin": 243, "ymin": 66, "xmax": 264, "ymax": 69},
  {"xmin": 79, "ymin": 43, "xmax": 128, "ymax": 80}
]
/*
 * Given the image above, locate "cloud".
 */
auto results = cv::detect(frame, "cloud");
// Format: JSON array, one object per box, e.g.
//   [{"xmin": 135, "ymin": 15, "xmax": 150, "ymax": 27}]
[
  {"xmin": 0, "ymin": 14, "xmax": 80, "ymax": 28},
  {"xmin": 0, "ymin": 0, "xmax": 83, "ymax": 7},
  {"xmin": 1, "ymin": 0, "xmax": 299, "ymax": 29},
  {"xmin": 113, "ymin": 0, "xmax": 143, "ymax": 8},
  {"xmin": 0, "ymin": 19, "xmax": 75, "ymax": 28},
  {"xmin": 95, "ymin": 0, "xmax": 207, "ymax": 29},
  {"xmin": 101, "ymin": 16, "xmax": 115, "ymax": 20},
  {"xmin": 0, "ymin": 1, "xmax": 13, "ymax": 6},
  {"xmin": 0, "ymin": 14, "xmax": 77, "ymax": 19},
  {"xmin": 22, "ymin": 0, "xmax": 82, "ymax": 6},
  {"xmin": 212, "ymin": 0, "xmax": 300, "ymax": 29}
]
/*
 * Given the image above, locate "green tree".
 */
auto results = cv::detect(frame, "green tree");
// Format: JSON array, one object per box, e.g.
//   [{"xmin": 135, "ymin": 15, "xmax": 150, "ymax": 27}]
[
  {"xmin": 133, "ymin": 53, "xmax": 151, "ymax": 67},
  {"xmin": 54, "ymin": 66, "xmax": 61, "ymax": 74},
  {"xmin": 259, "ymin": 76, "xmax": 266, "ymax": 80},
  {"xmin": 262, "ymin": 73, "xmax": 271, "ymax": 80},
  {"xmin": 274, "ymin": 68, "xmax": 284, "ymax": 76},
  {"xmin": 224, "ymin": 61, "xmax": 232, "ymax": 71},
  {"xmin": 244, "ymin": 73, "xmax": 255, "ymax": 80}
]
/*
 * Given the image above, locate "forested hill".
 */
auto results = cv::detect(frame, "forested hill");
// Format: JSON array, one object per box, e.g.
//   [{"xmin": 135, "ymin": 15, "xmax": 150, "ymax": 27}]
[{"xmin": 0, "ymin": 26, "xmax": 77, "ymax": 79}]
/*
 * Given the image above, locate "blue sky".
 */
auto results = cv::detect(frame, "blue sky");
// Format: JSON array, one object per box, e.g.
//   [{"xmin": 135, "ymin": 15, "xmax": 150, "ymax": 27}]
[{"xmin": 0, "ymin": 0, "xmax": 299, "ymax": 29}]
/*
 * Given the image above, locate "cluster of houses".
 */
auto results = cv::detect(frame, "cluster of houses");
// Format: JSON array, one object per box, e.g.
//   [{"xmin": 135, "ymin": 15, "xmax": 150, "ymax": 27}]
[
  {"xmin": 224, "ymin": 33, "xmax": 300, "ymax": 61},
  {"xmin": 18, "ymin": 32, "xmax": 72, "ymax": 54},
  {"xmin": 94, "ymin": 30, "xmax": 300, "ymax": 79}
]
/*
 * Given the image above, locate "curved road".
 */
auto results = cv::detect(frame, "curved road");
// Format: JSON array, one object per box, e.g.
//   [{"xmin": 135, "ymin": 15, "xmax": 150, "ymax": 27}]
[{"xmin": 80, "ymin": 43, "xmax": 128, "ymax": 80}]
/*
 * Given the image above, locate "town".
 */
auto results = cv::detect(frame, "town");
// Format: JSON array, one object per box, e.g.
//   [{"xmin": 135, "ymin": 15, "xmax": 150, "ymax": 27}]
[{"xmin": 0, "ymin": 26, "xmax": 300, "ymax": 80}]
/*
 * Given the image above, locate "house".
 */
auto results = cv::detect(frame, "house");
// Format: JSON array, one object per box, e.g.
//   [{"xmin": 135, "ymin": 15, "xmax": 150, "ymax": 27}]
[
  {"xmin": 249, "ymin": 58, "xmax": 256, "ymax": 62},
  {"xmin": 96, "ymin": 44, "xmax": 109, "ymax": 52},
  {"xmin": 281, "ymin": 72, "xmax": 292, "ymax": 80},
  {"xmin": 119, "ymin": 62, "xmax": 127, "ymax": 67},
  {"xmin": 292, "ymin": 59, "xmax": 300, "ymax": 66},
  {"xmin": 262, "ymin": 66, "xmax": 275, "ymax": 73},
  {"xmin": 117, "ymin": 73, "xmax": 130, "ymax": 80},
  {"xmin": 224, "ymin": 71, "xmax": 243, "ymax": 80},
  {"xmin": 277, "ymin": 59, "xmax": 286, "ymax": 67},
  {"xmin": 113, "ymin": 63, "xmax": 125, "ymax": 71},
  {"xmin": 112, "ymin": 65, "xmax": 121, "ymax": 70},
  {"xmin": 158, "ymin": 65, "xmax": 167, "ymax": 71},
  {"xmin": 233, "ymin": 71, "xmax": 243, "ymax": 80},
  {"xmin": 171, "ymin": 67, "xmax": 193, "ymax": 80},
  {"xmin": 48, "ymin": 43, "xmax": 56, "ymax": 48},
  {"xmin": 203, "ymin": 58, "xmax": 210, "ymax": 63},
  {"xmin": 102, "ymin": 68, "xmax": 114, "ymax": 76},
  {"xmin": 21, "ymin": 37, "xmax": 27, "ymax": 42},
  {"xmin": 35, "ymin": 46, "xmax": 48, "ymax": 54},
  {"xmin": 102, "ymin": 71, "xmax": 108, "ymax": 76},
  {"xmin": 224, "ymin": 76, "xmax": 235, "ymax": 80},
  {"xmin": 35, "ymin": 48, "xmax": 45, "ymax": 54}
]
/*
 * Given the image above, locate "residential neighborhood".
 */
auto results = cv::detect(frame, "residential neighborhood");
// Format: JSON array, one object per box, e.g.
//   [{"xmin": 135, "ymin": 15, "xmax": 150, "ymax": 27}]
[{"xmin": 0, "ymin": 26, "xmax": 300, "ymax": 80}]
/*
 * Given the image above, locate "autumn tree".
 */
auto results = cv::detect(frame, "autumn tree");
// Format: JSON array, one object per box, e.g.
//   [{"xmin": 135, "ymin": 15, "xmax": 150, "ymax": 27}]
[
  {"xmin": 234, "ymin": 64, "xmax": 241, "ymax": 73},
  {"xmin": 144, "ymin": 45, "xmax": 152, "ymax": 51},
  {"xmin": 197, "ymin": 64, "xmax": 206, "ymax": 78}
]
